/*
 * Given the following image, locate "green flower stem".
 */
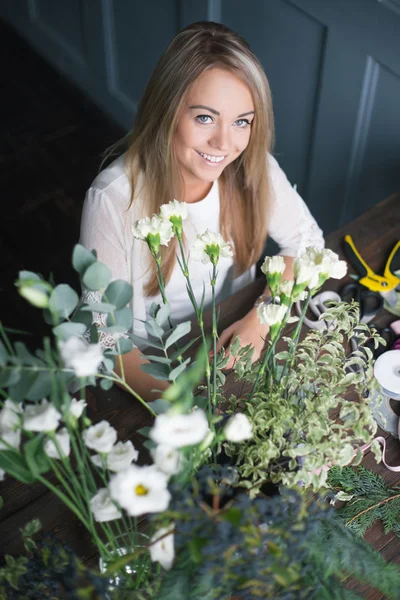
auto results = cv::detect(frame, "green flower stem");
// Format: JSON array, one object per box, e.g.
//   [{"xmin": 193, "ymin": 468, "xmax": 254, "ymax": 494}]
[
  {"xmin": 0, "ymin": 320, "xmax": 14, "ymax": 355},
  {"xmin": 211, "ymin": 264, "xmax": 218, "ymax": 408},
  {"xmin": 282, "ymin": 292, "xmax": 312, "ymax": 382},
  {"xmin": 154, "ymin": 252, "xmax": 182, "ymax": 365},
  {"xmin": 249, "ymin": 324, "xmax": 284, "ymax": 400},
  {"xmin": 177, "ymin": 235, "xmax": 211, "ymax": 401}
]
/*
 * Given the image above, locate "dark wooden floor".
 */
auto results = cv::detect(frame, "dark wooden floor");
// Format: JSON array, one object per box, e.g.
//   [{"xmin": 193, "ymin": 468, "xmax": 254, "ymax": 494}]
[{"xmin": 0, "ymin": 19, "xmax": 123, "ymax": 343}]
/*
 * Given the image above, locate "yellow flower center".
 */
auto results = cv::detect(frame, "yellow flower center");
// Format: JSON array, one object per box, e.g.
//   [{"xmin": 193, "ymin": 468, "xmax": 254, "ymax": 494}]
[{"xmin": 135, "ymin": 484, "xmax": 148, "ymax": 496}]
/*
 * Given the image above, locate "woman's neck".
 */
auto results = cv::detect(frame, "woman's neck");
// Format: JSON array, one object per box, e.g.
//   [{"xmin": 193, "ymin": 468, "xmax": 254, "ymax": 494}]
[{"xmin": 182, "ymin": 181, "xmax": 213, "ymax": 204}]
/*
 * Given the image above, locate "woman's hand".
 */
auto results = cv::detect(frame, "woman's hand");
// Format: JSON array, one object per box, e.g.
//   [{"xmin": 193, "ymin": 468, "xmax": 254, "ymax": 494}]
[{"xmin": 214, "ymin": 308, "xmax": 269, "ymax": 370}]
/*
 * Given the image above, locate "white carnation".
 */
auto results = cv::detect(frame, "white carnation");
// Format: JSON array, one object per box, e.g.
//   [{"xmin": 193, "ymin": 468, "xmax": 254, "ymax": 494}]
[
  {"xmin": 224, "ymin": 414, "xmax": 253, "ymax": 442},
  {"xmin": 257, "ymin": 303, "xmax": 287, "ymax": 327},
  {"xmin": 149, "ymin": 525, "xmax": 175, "ymax": 570},
  {"xmin": 44, "ymin": 428, "xmax": 70, "ymax": 459},
  {"xmin": 90, "ymin": 488, "xmax": 122, "ymax": 522},
  {"xmin": 261, "ymin": 255, "xmax": 285, "ymax": 277},
  {"xmin": 109, "ymin": 464, "xmax": 171, "ymax": 517},
  {"xmin": 160, "ymin": 200, "xmax": 188, "ymax": 220},
  {"xmin": 190, "ymin": 230, "xmax": 233, "ymax": 265},
  {"xmin": 132, "ymin": 215, "xmax": 173, "ymax": 246},
  {"xmin": 23, "ymin": 399, "xmax": 61, "ymax": 432},
  {"xmin": 59, "ymin": 337, "xmax": 103, "ymax": 378},
  {"xmin": 150, "ymin": 410, "xmax": 209, "ymax": 448},
  {"xmin": 83, "ymin": 420, "xmax": 117, "ymax": 454}
]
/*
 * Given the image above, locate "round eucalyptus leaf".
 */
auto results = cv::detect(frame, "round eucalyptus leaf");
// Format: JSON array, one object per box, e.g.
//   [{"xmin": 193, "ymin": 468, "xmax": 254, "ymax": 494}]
[
  {"xmin": 82, "ymin": 261, "xmax": 111, "ymax": 291},
  {"xmin": 81, "ymin": 302, "xmax": 116, "ymax": 313},
  {"xmin": 72, "ymin": 244, "xmax": 96, "ymax": 276},
  {"xmin": 52, "ymin": 321, "xmax": 87, "ymax": 340},
  {"xmin": 103, "ymin": 280, "xmax": 133, "ymax": 310},
  {"xmin": 100, "ymin": 378, "xmax": 114, "ymax": 390},
  {"xmin": 49, "ymin": 284, "xmax": 79, "ymax": 319},
  {"xmin": 115, "ymin": 338, "xmax": 133, "ymax": 355},
  {"xmin": 107, "ymin": 307, "xmax": 133, "ymax": 330},
  {"xmin": 18, "ymin": 270, "xmax": 41, "ymax": 281}
]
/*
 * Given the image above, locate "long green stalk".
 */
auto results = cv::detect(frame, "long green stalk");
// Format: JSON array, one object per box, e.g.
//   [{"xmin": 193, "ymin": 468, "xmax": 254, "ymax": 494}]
[{"xmin": 211, "ymin": 264, "xmax": 218, "ymax": 408}]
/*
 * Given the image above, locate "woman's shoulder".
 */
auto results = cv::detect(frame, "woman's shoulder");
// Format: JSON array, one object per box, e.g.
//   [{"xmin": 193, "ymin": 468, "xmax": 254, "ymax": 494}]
[{"xmin": 89, "ymin": 154, "xmax": 130, "ymax": 197}]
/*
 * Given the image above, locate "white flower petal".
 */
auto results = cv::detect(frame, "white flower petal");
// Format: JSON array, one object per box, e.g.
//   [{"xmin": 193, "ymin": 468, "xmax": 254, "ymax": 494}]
[
  {"xmin": 257, "ymin": 303, "xmax": 287, "ymax": 327},
  {"xmin": 109, "ymin": 465, "xmax": 170, "ymax": 517},
  {"xmin": 151, "ymin": 444, "xmax": 181, "ymax": 476},
  {"xmin": 160, "ymin": 200, "xmax": 188, "ymax": 220},
  {"xmin": 150, "ymin": 526, "xmax": 175, "ymax": 570},
  {"xmin": 90, "ymin": 488, "xmax": 122, "ymax": 522},
  {"xmin": 224, "ymin": 414, "xmax": 253, "ymax": 442},
  {"xmin": 149, "ymin": 410, "xmax": 209, "ymax": 448},
  {"xmin": 44, "ymin": 428, "xmax": 70, "ymax": 459},
  {"xmin": 107, "ymin": 440, "xmax": 139, "ymax": 472},
  {"xmin": 59, "ymin": 337, "xmax": 103, "ymax": 378},
  {"xmin": 23, "ymin": 399, "xmax": 61, "ymax": 432},
  {"xmin": 0, "ymin": 399, "xmax": 22, "ymax": 431},
  {"xmin": 83, "ymin": 421, "xmax": 117, "ymax": 454}
]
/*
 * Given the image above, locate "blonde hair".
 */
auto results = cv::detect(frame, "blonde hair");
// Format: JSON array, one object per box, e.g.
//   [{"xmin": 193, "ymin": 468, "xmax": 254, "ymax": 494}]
[{"xmin": 106, "ymin": 21, "xmax": 275, "ymax": 297}]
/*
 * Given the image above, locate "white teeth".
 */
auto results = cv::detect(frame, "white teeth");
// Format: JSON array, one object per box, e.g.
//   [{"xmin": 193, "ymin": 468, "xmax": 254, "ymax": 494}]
[{"xmin": 199, "ymin": 152, "xmax": 225, "ymax": 163}]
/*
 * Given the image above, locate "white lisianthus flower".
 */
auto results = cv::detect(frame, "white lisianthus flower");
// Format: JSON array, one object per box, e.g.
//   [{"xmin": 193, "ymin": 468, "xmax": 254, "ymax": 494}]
[
  {"xmin": 0, "ymin": 399, "xmax": 22, "ymax": 431},
  {"xmin": 109, "ymin": 465, "xmax": 171, "ymax": 516},
  {"xmin": 0, "ymin": 469, "xmax": 5, "ymax": 481},
  {"xmin": 65, "ymin": 398, "xmax": 87, "ymax": 419},
  {"xmin": 150, "ymin": 410, "xmax": 209, "ymax": 448},
  {"xmin": 23, "ymin": 399, "xmax": 61, "ymax": 432},
  {"xmin": 106, "ymin": 441, "xmax": 139, "ymax": 472},
  {"xmin": 0, "ymin": 428, "xmax": 21, "ymax": 451},
  {"xmin": 160, "ymin": 200, "xmax": 188, "ymax": 236},
  {"xmin": 83, "ymin": 421, "xmax": 117, "ymax": 454},
  {"xmin": 90, "ymin": 488, "xmax": 122, "ymax": 522},
  {"xmin": 132, "ymin": 215, "xmax": 174, "ymax": 254},
  {"xmin": 44, "ymin": 428, "xmax": 71, "ymax": 459},
  {"xmin": 59, "ymin": 337, "xmax": 103, "ymax": 378},
  {"xmin": 151, "ymin": 444, "xmax": 181, "ymax": 476},
  {"xmin": 190, "ymin": 230, "xmax": 233, "ymax": 266},
  {"xmin": 224, "ymin": 414, "xmax": 253, "ymax": 442},
  {"xmin": 150, "ymin": 525, "xmax": 175, "ymax": 570},
  {"xmin": 90, "ymin": 454, "xmax": 104, "ymax": 468}
]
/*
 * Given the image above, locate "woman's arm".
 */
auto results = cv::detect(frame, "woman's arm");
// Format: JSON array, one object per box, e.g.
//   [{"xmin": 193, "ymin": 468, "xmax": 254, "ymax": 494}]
[{"xmin": 113, "ymin": 348, "xmax": 169, "ymax": 402}]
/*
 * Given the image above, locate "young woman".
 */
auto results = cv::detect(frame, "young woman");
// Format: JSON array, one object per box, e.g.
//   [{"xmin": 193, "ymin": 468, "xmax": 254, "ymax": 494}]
[{"xmin": 80, "ymin": 21, "xmax": 324, "ymax": 400}]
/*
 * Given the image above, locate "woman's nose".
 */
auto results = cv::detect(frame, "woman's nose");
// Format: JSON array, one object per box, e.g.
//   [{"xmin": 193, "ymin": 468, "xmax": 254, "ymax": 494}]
[{"xmin": 209, "ymin": 125, "xmax": 232, "ymax": 152}]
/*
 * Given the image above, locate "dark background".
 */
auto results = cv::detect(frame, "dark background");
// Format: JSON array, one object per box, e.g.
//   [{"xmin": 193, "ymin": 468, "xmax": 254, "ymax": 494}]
[{"xmin": 1, "ymin": 0, "xmax": 400, "ymax": 337}]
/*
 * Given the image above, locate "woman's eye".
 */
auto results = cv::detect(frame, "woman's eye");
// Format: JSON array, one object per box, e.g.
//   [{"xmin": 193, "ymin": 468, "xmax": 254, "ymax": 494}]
[
  {"xmin": 195, "ymin": 115, "xmax": 213, "ymax": 124},
  {"xmin": 235, "ymin": 119, "xmax": 251, "ymax": 128}
]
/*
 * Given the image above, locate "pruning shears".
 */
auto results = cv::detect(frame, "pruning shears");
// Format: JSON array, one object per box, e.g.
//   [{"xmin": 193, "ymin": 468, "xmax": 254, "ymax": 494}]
[{"xmin": 343, "ymin": 235, "xmax": 400, "ymax": 293}]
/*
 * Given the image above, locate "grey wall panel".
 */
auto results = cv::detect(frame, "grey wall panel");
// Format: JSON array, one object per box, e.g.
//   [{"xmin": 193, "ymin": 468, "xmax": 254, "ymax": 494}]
[
  {"xmin": 356, "ymin": 61, "xmax": 400, "ymax": 217},
  {"xmin": 31, "ymin": 0, "xmax": 87, "ymax": 67},
  {"xmin": 223, "ymin": 0, "xmax": 326, "ymax": 195},
  {"xmin": 102, "ymin": 0, "xmax": 178, "ymax": 119}
]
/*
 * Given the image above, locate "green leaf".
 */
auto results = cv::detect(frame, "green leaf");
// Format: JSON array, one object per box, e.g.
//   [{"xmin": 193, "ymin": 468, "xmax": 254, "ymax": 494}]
[
  {"xmin": 82, "ymin": 261, "xmax": 111, "ymax": 291},
  {"xmin": 100, "ymin": 378, "xmax": 114, "ymax": 390},
  {"xmin": 18, "ymin": 270, "xmax": 41, "ymax": 282},
  {"xmin": 169, "ymin": 358, "xmax": 191, "ymax": 381},
  {"xmin": 0, "ymin": 367, "xmax": 21, "ymax": 388},
  {"xmin": 14, "ymin": 342, "xmax": 40, "ymax": 366},
  {"xmin": 143, "ymin": 354, "xmax": 171, "ymax": 365},
  {"xmin": 150, "ymin": 399, "xmax": 171, "ymax": 414},
  {"xmin": 8, "ymin": 371, "xmax": 41, "ymax": 403},
  {"xmin": 52, "ymin": 322, "xmax": 86, "ymax": 340},
  {"xmin": 25, "ymin": 370, "xmax": 53, "ymax": 401},
  {"xmin": 72, "ymin": 244, "xmax": 96, "ymax": 276},
  {"xmin": 70, "ymin": 308, "xmax": 93, "ymax": 329},
  {"xmin": 107, "ymin": 307, "xmax": 132, "ymax": 330},
  {"xmin": 115, "ymin": 338, "xmax": 133, "ymax": 354},
  {"xmin": 156, "ymin": 303, "xmax": 171, "ymax": 327},
  {"xmin": 140, "ymin": 362, "xmax": 170, "ymax": 380},
  {"xmin": 129, "ymin": 333, "xmax": 163, "ymax": 350},
  {"xmin": 0, "ymin": 450, "xmax": 35, "ymax": 484},
  {"xmin": 169, "ymin": 336, "xmax": 201, "ymax": 362},
  {"xmin": 23, "ymin": 435, "xmax": 51, "ymax": 478},
  {"xmin": 0, "ymin": 341, "xmax": 8, "ymax": 367},
  {"xmin": 81, "ymin": 302, "xmax": 116, "ymax": 313},
  {"xmin": 103, "ymin": 279, "xmax": 133, "ymax": 310},
  {"xmin": 145, "ymin": 319, "xmax": 165, "ymax": 339},
  {"xmin": 165, "ymin": 322, "xmax": 191, "ymax": 350},
  {"xmin": 21, "ymin": 518, "xmax": 41, "ymax": 538},
  {"xmin": 48, "ymin": 284, "xmax": 79, "ymax": 319}
]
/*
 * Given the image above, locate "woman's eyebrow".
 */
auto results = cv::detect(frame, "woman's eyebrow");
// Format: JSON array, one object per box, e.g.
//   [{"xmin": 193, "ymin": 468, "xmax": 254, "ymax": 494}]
[{"xmin": 189, "ymin": 104, "xmax": 254, "ymax": 118}]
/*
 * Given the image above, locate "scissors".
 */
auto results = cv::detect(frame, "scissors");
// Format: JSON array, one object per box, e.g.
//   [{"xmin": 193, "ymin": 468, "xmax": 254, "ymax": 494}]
[
  {"xmin": 296, "ymin": 291, "xmax": 341, "ymax": 330},
  {"xmin": 339, "ymin": 282, "xmax": 383, "ymax": 324},
  {"xmin": 344, "ymin": 235, "xmax": 400, "ymax": 293}
]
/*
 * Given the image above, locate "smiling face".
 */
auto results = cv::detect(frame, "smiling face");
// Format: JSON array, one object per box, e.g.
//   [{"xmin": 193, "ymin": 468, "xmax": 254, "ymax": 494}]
[{"xmin": 173, "ymin": 67, "xmax": 255, "ymax": 202}]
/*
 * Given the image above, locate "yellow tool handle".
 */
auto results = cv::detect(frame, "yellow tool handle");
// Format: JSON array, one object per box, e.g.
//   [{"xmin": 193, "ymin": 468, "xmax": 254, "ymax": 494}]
[{"xmin": 344, "ymin": 235, "xmax": 399, "ymax": 292}]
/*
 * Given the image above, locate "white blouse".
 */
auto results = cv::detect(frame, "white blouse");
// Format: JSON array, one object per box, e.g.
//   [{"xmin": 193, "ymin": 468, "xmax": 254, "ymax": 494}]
[{"xmin": 79, "ymin": 153, "xmax": 324, "ymax": 348}]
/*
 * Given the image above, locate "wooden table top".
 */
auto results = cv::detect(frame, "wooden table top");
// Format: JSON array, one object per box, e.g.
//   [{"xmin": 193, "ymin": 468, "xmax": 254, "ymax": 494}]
[{"xmin": 1, "ymin": 192, "xmax": 399, "ymax": 597}]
